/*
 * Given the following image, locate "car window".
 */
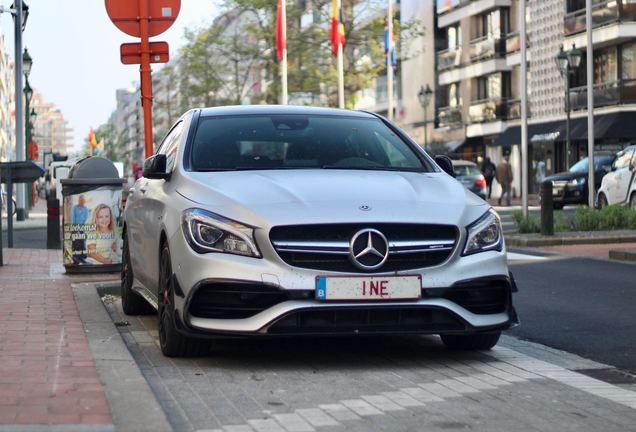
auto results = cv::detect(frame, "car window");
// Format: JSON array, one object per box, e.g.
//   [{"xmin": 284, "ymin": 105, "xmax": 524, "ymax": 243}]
[
  {"xmin": 453, "ymin": 165, "xmax": 481, "ymax": 177},
  {"xmin": 189, "ymin": 115, "xmax": 428, "ymax": 172},
  {"xmin": 158, "ymin": 121, "xmax": 185, "ymax": 172},
  {"xmin": 613, "ymin": 150, "xmax": 633, "ymax": 171}
]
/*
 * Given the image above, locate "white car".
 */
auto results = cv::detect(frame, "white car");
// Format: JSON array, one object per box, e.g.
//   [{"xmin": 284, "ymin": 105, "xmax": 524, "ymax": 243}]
[
  {"xmin": 123, "ymin": 105, "xmax": 518, "ymax": 357},
  {"xmin": 596, "ymin": 146, "xmax": 636, "ymax": 210}
]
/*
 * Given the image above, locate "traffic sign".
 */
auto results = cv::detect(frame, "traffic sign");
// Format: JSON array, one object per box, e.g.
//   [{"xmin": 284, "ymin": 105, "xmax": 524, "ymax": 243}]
[
  {"xmin": 121, "ymin": 42, "xmax": 169, "ymax": 65},
  {"xmin": 105, "ymin": 0, "xmax": 181, "ymax": 38}
]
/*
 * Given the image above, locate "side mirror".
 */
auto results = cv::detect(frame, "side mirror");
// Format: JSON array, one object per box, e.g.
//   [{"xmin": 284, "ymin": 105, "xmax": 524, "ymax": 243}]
[
  {"xmin": 142, "ymin": 154, "xmax": 168, "ymax": 179},
  {"xmin": 435, "ymin": 155, "xmax": 456, "ymax": 178}
]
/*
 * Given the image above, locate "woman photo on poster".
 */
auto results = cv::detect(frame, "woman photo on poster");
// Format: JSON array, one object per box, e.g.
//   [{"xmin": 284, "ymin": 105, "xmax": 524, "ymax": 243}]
[{"xmin": 86, "ymin": 203, "xmax": 117, "ymax": 265}]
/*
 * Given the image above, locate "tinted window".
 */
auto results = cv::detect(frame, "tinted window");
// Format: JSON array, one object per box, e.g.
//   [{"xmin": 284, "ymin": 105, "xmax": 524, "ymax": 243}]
[
  {"xmin": 570, "ymin": 156, "xmax": 615, "ymax": 173},
  {"xmin": 454, "ymin": 165, "xmax": 481, "ymax": 177},
  {"xmin": 189, "ymin": 115, "xmax": 427, "ymax": 171}
]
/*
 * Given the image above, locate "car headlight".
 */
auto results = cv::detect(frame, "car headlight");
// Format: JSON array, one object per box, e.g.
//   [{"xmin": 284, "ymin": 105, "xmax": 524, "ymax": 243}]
[
  {"xmin": 463, "ymin": 209, "xmax": 503, "ymax": 255},
  {"xmin": 182, "ymin": 209, "xmax": 261, "ymax": 257},
  {"xmin": 567, "ymin": 177, "xmax": 586, "ymax": 187}
]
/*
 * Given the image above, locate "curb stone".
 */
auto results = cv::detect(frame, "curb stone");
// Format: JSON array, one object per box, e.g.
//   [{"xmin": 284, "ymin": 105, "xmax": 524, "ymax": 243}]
[
  {"xmin": 72, "ymin": 281, "xmax": 173, "ymax": 432},
  {"xmin": 608, "ymin": 248, "xmax": 636, "ymax": 262},
  {"xmin": 506, "ymin": 230, "xmax": 636, "ymax": 247}
]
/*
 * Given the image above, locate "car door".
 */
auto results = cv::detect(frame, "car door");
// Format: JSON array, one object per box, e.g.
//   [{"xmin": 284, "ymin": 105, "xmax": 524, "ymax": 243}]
[
  {"xmin": 131, "ymin": 120, "xmax": 186, "ymax": 291},
  {"xmin": 612, "ymin": 149, "xmax": 635, "ymax": 204}
]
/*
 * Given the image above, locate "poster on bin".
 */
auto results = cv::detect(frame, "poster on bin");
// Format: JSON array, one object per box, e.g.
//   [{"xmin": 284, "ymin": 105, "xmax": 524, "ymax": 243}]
[{"xmin": 63, "ymin": 187, "xmax": 123, "ymax": 266}]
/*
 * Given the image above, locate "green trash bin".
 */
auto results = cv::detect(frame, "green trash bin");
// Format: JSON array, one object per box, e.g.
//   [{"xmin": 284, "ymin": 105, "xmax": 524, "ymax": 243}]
[{"xmin": 61, "ymin": 157, "xmax": 125, "ymax": 274}]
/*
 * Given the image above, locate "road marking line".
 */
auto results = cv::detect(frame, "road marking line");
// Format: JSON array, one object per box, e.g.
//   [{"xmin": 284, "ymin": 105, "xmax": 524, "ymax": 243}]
[
  {"xmin": 381, "ymin": 391, "xmax": 425, "ymax": 407},
  {"xmin": 361, "ymin": 395, "xmax": 405, "ymax": 411},
  {"xmin": 295, "ymin": 408, "xmax": 339, "ymax": 427},
  {"xmin": 318, "ymin": 404, "xmax": 360, "ymax": 421},
  {"xmin": 340, "ymin": 399, "xmax": 383, "ymax": 416}
]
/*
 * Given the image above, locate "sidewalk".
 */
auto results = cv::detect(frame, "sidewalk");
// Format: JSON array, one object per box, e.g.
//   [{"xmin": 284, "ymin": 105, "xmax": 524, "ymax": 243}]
[
  {"xmin": 0, "ymin": 249, "xmax": 117, "ymax": 429},
  {"xmin": 1, "ymin": 198, "xmax": 48, "ymax": 232}
]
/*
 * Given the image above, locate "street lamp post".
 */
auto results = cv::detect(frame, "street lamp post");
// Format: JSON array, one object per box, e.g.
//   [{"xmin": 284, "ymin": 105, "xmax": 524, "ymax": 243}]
[
  {"xmin": 418, "ymin": 84, "xmax": 433, "ymax": 151},
  {"xmin": 23, "ymin": 48, "xmax": 33, "ymax": 213},
  {"xmin": 556, "ymin": 44, "xmax": 582, "ymax": 170},
  {"xmin": 0, "ymin": 1, "xmax": 29, "ymax": 220}
]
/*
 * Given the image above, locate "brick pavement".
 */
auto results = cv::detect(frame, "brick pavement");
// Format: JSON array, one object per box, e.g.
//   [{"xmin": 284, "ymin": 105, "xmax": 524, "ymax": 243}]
[{"xmin": 0, "ymin": 249, "xmax": 118, "ymax": 428}]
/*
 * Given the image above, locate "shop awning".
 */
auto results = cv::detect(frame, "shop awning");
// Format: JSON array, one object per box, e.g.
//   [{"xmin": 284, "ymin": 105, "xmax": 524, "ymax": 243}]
[{"xmin": 495, "ymin": 112, "xmax": 636, "ymax": 147}]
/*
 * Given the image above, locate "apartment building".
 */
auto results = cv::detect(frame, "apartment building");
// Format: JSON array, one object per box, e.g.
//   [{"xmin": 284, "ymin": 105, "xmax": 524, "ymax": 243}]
[
  {"xmin": 31, "ymin": 90, "xmax": 73, "ymax": 163},
  {"xmin": 0, "ymin": 34, "xmax": 14, "ymax": 163},
  {"xmin": 109, "ymin": 88, "xmax": 144, "ymax": 177},
  {"xmin": 433, "ymin": 0, "xmax": 636, "ymax": 195}
]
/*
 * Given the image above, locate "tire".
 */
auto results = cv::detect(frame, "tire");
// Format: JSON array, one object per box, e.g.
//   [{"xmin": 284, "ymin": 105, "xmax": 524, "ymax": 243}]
[
  {"xmin": 158, "ymin": 244, "xmax": 208, "ymax": 357},
  {"xmin": 630, "ymin": 193, "xmax": 636, "ymax": 211},
  {"xmin": 121, "ymin": 233, "xmax": 154, "ymax": 315},
  {"xmin": 553, "ymin": 202, "xmax": 564, "ymax": 210},
  {"xmin": 441, "ymin": 332, "xmax": 501, "ymax": 351},
  {"xmin": 598, "ymin": 193, "xmax": 608, "ymax": 209}
]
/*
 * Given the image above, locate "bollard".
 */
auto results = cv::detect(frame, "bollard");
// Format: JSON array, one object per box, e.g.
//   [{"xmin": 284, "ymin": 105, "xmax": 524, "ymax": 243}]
[
  {"xmin": 47, "ymin": 198, "xmax": 61, "ymax": 249},
  {"xmin": 540, "ymin": 180, "xmax": 554, "ymax": 236}
]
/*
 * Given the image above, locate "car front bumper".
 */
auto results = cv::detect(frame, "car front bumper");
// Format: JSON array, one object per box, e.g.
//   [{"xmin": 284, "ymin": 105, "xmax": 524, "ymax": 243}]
[{"xmin": 168, "ymin": 228, "xmax": 515, "ymax": 337}]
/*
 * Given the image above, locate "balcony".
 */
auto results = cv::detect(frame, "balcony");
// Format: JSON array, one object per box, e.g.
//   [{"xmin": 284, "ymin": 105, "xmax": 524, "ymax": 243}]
[
  {"xmin": 437, "ymin": 106, "xmax": 463, "ymax": 128},
  {"xmin": 437, "ymin": 48, "xmax": 462, "ymax": 71},
  {"xmin": 469, "ymin": 35, "xmax": 505, "ymax": 62},
  {"xmin": 569, "ymin": 79, "xmax": 636, "ymax": 110},
  {"xmin": 565, "ymin": 0, "xmax": 636, "ymax": 36},
  {"xmin": 438, "ymin": 0, "xmax": 512, "ymax": 27},
  {"xmin": 469, "ymin": 98, "xmax": 519, "ymax": 123}
]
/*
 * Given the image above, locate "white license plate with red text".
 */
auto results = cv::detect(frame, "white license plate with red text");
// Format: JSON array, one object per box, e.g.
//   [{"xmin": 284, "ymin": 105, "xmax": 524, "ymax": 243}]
[{"xmin": 315, "ymin": 276, "xmax": 421, "ymax": 301}]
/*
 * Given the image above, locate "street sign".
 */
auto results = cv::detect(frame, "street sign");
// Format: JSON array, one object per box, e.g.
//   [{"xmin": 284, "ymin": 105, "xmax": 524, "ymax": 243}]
[
  {"xmin": 120, "ymin": 42, "xmax": 169, "ymax": 65},
  {"xmin": 105, "ymin": 0, "xmax": 181, "ymax": 38}
]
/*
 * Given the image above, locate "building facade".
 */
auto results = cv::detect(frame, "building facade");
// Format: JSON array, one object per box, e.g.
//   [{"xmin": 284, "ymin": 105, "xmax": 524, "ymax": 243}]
[
  {"xmin": 0, "ymin": 34, "xmax": 14, "ymax": 163},
  {"xmin": 30, "ymin": 90, "xmax": 73, "ymax": 165}
]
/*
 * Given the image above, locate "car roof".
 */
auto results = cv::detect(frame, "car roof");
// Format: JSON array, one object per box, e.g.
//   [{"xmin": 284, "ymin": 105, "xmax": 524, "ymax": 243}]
[{"xmin": 198, "ymin": 105, "xmax": 378, "ymax": 118}]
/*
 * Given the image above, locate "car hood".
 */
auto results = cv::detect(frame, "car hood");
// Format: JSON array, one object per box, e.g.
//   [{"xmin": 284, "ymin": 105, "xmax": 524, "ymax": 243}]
[
  {"xmin": 176, "ymin": 169, "xmax": 487, "ymax": 228},
  {"xmin": 545, "ymin": 171, "xmax": 587, "ymax": 181}
]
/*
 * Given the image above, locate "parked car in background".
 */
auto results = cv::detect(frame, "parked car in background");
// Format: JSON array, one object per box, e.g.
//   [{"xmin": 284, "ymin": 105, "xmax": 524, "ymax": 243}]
[
  {"xmin": 122, "ymin": 105, "xmax": 517, "ymax": 357},
  {"xmin": 544, "ymin": 153, "xmax": 616, "ymax": 209},
  {"xmin": 451, "ymin": 160, "xmax": 487, "ymax": 199},
  {"xmin": 596, "ymin": 145, "xmax": 636, "ymax": 210}
]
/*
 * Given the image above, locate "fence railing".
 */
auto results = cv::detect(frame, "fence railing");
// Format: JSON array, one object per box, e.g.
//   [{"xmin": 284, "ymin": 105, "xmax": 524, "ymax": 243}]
[
  {"xmin": 437, "ymin": 106, "xmax": 463, "ymax": 128},
  {"xmin": 469, "ymin": 35, "xmax": 506, "ymax": 62},
  {"xmin": 564, "ymin": 0, "xmax": 636, "ymax": 36},
  {"xmin": 569, "ymin": 79, "xmax": 636, "ymax": 110},
  {"xmin": 437, "ymin": 48, "xmax": 462, "ymax": 71}
]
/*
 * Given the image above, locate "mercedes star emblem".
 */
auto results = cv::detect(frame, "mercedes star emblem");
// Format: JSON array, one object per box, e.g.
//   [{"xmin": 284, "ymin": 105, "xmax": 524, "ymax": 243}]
[{"xmin": 349, "ymin": 229, "xmax": 389, "ymax": 271}]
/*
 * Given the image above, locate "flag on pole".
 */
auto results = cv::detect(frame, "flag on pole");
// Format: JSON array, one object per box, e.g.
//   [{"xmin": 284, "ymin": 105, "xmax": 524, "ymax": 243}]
[
  {"xmin": 331, "ymin": 0, "xmax": 346, "ymax": 55},
  {"xmin": 88, "ymin": 128, "xmax": 97, "ymax": 150},
  {"xmin": 276, "ymin": 0, "xmax": 286, "ymax": 61},
  {"xmin": 384, "ymin": 18, "xmax": 396, "ymax": 67}
]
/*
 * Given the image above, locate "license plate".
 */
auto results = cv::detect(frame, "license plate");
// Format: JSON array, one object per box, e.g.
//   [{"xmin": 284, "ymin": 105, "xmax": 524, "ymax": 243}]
[{"xmin": 315, "ymin": 275, "xmax": 421, "ymax": 301}]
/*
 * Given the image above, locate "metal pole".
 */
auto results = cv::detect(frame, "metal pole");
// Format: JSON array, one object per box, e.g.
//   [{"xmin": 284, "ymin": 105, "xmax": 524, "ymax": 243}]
[
  {"xmin": 520, "ymin": 0, "xmax": 529, "ymax": 217},
  {"xmin": 565, "ymin": 72, "xmax": 571, "ymax": 170},
  {"xmin": 586, "ymin": 0, "xmax": 595, "ymax": 207},
  {"xmin": 337, "ymin": 0, "xmax": 344, "ymax": 109},
  {"xmin": 139, "ymin": 0, "xmax": 155, "ymax": 159},
  {"xmin": 24, "ymin": 78, "xmax": 31, "ymax": 214},
  {"xmin": 423, "ymin": 106, "xmax": 428, "ymax": 150},
  {"xmin": 280, "ymin": 0, "xmax": 288, "ymax": 105},
  {"xmin": 14, "ymin": 0, "xmax": 25, "ymax": 221},
  {"xmin": 387, "ymin": 0, "xmax": 393, "ymax": 121}
]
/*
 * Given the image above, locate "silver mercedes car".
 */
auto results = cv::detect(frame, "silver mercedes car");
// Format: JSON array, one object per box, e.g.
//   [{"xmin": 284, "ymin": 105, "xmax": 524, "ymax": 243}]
[{"xmin": 122, "ymin": 105, "xmax": 518, "ymax": 357}]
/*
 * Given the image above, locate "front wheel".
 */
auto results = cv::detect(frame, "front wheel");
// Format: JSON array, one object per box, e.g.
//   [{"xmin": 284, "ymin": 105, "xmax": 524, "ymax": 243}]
[
  {"xmin": 158, "ymin": 244, "xmax": 207, "ymax": 357},
  {"xmin": 441, "ymin": 332, "xmax": 501, "ymax": 350},
  {"xmin": 121, "ymin": 233, "xmax": 154, "ymax": 315},
  {"xmin": 598, "ymin": 193, "xmax": 608, "ymax": 209}
]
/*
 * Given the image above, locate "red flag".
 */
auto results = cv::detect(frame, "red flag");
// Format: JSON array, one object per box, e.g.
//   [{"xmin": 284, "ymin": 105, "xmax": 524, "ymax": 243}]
[
  {"xmin": 88, "ymin": 128, "xmax": 97, "ymax": 149},
  {"xmin": 276, "ymin": 0, "xmax": 286, "ymax": 61},
  {"xmin": 331, "ymin": 0, "xmax": 345, "ymax": 55}
]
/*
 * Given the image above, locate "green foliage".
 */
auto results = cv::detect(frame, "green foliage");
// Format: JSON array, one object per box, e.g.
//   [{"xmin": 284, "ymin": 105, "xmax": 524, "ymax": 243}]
[
  {"xmin": 572, "ymin": 205, "xmax": 636, "ymax": 231},
  {"xmin": 511, "ymin": 210, "xmax": 540, "ymax": 234},
  {"xmin": 512, "ymin": 206, "xmax": 636, "ymax": 233}
]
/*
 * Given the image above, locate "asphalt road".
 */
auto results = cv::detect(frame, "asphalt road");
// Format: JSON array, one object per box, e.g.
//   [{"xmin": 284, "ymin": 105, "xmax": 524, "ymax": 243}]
[
  {"xmin": 1, "ymin": 227, "xmax": 47, "ymax": 249},
  {"xmin": 509, "ymin": 255, "xmax": 636, "ymax": 374}
]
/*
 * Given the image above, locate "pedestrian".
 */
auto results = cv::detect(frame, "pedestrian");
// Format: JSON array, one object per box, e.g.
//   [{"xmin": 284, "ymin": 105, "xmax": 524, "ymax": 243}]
[
  {"xmin": 495, "ymin": 157, "xmax": 513, "ymax": 206},
  {"xmin": 481, "ymin": 157, "xmax": 496, "ymax": 199}
]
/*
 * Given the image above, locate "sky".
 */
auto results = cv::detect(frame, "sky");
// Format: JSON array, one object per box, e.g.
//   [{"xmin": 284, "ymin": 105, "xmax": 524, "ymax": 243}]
[{"xmin": 0, "ymin": 0, "xmax": 219, "ymax": 152}]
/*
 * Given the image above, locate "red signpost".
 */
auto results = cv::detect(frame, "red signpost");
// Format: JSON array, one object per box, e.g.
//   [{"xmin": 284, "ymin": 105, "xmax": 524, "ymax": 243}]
[{"xmin": 105, "ymin": 0, "xmax": 181, "ymax": 159}]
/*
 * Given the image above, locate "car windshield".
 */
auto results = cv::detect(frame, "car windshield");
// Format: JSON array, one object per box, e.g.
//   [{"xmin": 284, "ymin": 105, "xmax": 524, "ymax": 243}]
[
  {"xmin": 569, "ymin": 156, "xmax": 614, "ymax": 173},
  {"xmin": 189, "ymin": 114, "xmax": 429, "ymax": 172},
  {"xmin": 454, "ymin": 165, "xmax": 481, "ymax": 177}
]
